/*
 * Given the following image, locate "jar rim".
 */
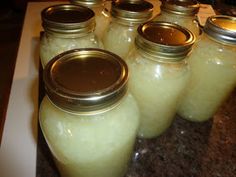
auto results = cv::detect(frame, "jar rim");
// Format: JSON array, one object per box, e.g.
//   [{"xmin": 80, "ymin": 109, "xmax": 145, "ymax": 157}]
[
  {"xmin": 161, "ymin": 0, "xmax": 199, "ymax": 16},
  {"xmin": 111, "ymin": 0, "xmax": 153, "ymax": 24},
  {"xmin": 41, "ymin": 4, "xmax": 95, "ymax": 34},
  {"xmin": 43, "ymin": 48, "xmax": 129, "ymax": 113},
  {"xmin": 136, "ymin": 21, "xmax": 195, "ymax": 60},
  {"xmin": 203, "ymin": 15, "xmax": 236, "ymax": 45}
]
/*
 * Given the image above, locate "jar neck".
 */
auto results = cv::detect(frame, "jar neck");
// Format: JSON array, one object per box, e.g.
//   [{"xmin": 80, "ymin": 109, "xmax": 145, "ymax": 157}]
[
  {"xmin": 161, "ymin": 10, "xmax": 196, "ymax": 18},
  {"xmin": 44, "ymin": 29, "xmax": 95, "ymax": 38},
  {"xmin": 111, "ymin": 17, "xmax": 141, "ymax": 27},
  {"xmin": 202, "ymin": 32, "xmax": 236, "ymax": 47}
]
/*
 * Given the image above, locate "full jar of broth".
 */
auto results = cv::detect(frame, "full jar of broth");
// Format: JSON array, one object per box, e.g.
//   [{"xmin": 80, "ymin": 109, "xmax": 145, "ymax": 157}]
[
  {"xmin": 39, "ymin": 49, "xmax": 140, "ymax": 177},
  {"xmin": 102, "ymin": 0, "xmax": 153, "ymax": 59},
  {"xmin": 40, "ymin": 4, "xmax": 103, "ymax": 68},
  {"xmin": 126, "ymin": 21, "xmax": 195, "ymax": 138},
  {"xmin": 153, "ymin": 0, "xmax": 200, "ymax": 38},
  {"xmin": 178, "ymin": 15, "xmax": 236, "ymax": 122},
  {"xmin": 70, "ymin": 0, "xmax": 111, "ymax": 39}
]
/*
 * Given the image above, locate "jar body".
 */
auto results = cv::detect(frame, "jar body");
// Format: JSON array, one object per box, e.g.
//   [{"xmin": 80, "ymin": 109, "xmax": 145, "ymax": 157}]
[
  {"xmin": 40, "ymin": 32, "xmax": 103, "ymax": 67},
  {"xmin": 126, "ymin": 49, "xmax": 190, "ymax": 138},
  {"xmin": 178, "ymin": 33, "xmax": 236, "ymax": 122},
  {"xmin": 39, "ymin": 93, "xmax": 139, "ymax": 177},
  {"xmin": 91, "ymin": 4, "xmax": 111, "ymax": 39},
  {"xmin": 102, "ymin": 20, "xmax": 138, "ymax": 59},
  {"xmin": 154, "ymin": 11, "xmax": 200, "ymax": 38}
]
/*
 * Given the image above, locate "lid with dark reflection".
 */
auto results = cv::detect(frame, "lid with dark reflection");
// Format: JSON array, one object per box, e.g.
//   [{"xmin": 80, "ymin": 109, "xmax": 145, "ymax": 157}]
[
  {"xmin": 204, "ymin": 15, "xmax": 236, "ymax": 45},
  {"xmin": 161, "ymin": 0, "xmax": 199, "ymax": 16},
  {"xmin": 135, "ymin": 21, "xmax": 195, "ymax": 60},
  {"xmin": 43, "ymin": 48, "xmax": 128, "ymax": 113},
  {"xmin": 111, "ymin": 0, "xmax": 153, "ymax": 24},
  {"xmin": 41, "ymin": 4, "xmax": 95, "ymax": 35}
]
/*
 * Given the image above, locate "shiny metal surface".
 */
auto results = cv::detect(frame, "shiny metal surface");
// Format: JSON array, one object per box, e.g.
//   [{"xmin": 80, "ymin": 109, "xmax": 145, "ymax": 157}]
[
  {"xmin": 204, "ymin": 15, "xmax": 236, "ymax": 44},
  {"xmin": 136, "ymin": 21, "xmax": 195, "ymax": 60},
  {"xmin": 41, "ymin": 4, "xmax": 95, "ymax": 35},
  {"xmin": 43, "ymin": 48, "xmax": 128, "ymax": 113}
]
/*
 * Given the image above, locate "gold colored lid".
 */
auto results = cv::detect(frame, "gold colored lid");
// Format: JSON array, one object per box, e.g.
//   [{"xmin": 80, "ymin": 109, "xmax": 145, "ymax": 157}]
[
  {"xmin": 41, "ymin": 4, "xmax": 95, "ymax": 35},
  {"xmin": 111, "ymin": 0, "xmax": 153, "ymax": 24},
  {"xmin": 162, "ymin": 0, "xmax": 199, "ymax": 16},
  {"xmin": 136, "ymin": 21, "xmax": 195, "ymax": 60},
  {"xmin": 43, "ymin": 48, "xmax": 128, "ymax": 113},
  {"xmin": 204, "ymin": 15, "xmax": 236, "ymax": 45}
]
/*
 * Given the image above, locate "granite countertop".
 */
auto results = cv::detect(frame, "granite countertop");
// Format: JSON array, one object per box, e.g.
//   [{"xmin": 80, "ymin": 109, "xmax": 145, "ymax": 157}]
[{"xmin": 37, "ymin": 87, "xmax": 236, "ymax": 177}]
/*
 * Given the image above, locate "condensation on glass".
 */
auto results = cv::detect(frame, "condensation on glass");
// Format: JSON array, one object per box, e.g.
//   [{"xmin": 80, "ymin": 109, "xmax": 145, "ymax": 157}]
[
  {"xmin": 39, "ymin": 4, "xmax": 102, "ymax": 68},
  {"xmin": 126, "ymin": 21, "xmax": 195, "ymax": 138},
  {"xmin": 39, "ymin": 48, "xmax": 140, "ymax": 177},
  {"xmin": 178, "ymin": 15, "xmax": 236, "ymax": 122},
  {"xmin": 102, "ymin": 0, "xmax": 153, "ymax": 59},
  {"xmin": 70, "ymin": 0, "xmax": 111, "ymax": 39},
  {"xmin": 153, "ymin": 0, "xmax": 200, "ymax": 38}
]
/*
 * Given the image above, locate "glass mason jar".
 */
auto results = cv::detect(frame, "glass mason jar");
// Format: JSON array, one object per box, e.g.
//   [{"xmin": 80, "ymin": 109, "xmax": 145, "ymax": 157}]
[
  {"xmin": 153, "ymin": 0, "xmax": 200, "ymax": 38},
  {"xmin": 102, "ymin": 0, "xmax": 153, "ymax": 59},
  {"xmin": 70, "ymin": 0, "xmax": 111, "ymax": 39},
  {"xmin": 39, "ymin": 4, "xmax": 103, "ymax": 68},
  {"xmin": 178, "ymin": 15, "xmax": 236, "ymax": 122},
  {"xmin": 39, "ymin": 48, "xmax": 140, "ymax": 177},
  {"xmin": 126, "ymin": 21, "xmax": 195, "ymax": 139}
]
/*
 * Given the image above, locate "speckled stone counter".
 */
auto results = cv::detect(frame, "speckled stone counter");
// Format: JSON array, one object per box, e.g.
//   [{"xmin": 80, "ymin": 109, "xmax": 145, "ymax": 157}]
[{"xmin": 36, "ymin": 87, "xmax": 236, "ymax": 177}]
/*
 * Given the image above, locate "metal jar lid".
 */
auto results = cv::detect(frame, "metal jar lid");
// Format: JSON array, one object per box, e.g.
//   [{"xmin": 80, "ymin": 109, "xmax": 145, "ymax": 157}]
[
  {"xmin": 161, "ymin": 0, "xmax": 199, "ymax": 16},
  {"xmin": 43, "ymin": 48, "xmax": 128, "ymax": 114},
  {"xmin": 135, "ymin": 21, "xmax": 195, "ymax": 60},
  {"xmin": 70, "ymin": 0, "xmax": 104, "ymax": 7},
  {"xmin": 203, "ymin": 15, "xmax": 236, "ymax": 45},
  {"xmin": 41, "ymin": 4, "xmax": 95, "ymax": 36},
  {"xmin": 111, "ymin": 0, "xmax": 153, "ymax": 24}
]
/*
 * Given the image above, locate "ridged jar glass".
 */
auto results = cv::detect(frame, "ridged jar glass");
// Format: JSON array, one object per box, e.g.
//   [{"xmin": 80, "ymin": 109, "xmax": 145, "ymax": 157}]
[
  {"xmin": 70, "ymin": 0, "xmax": 111, "ymax": 39},
  {"xmin": 178, "ymin": 15, "xmax": 236, "ymax": 122},
  {"xmin": 39, "ymin": 48, "xmax": 140, "ymax": 177},
  {"xmin": 153, "ymin": 0, "xmax": 200, "ymax": 38},
  {"xmin": 102, "ymin": 0, "xmax": 153, "ymax": 59},
  {"xmin": 126, "ymin": 21, "xmax": 195, "ymax": 139},
  {"xmin": 39, "ymin": 4, "xmax": 103, "ymax": 68}
]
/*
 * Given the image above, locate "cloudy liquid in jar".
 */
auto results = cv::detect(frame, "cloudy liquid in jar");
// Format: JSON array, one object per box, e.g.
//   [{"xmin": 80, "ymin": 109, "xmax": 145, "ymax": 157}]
[
  {"xmin": 153, "ymin": 0, "xmax": 200, "ymax": 38},
  {"xmin": 127, "ymin": 53, "xmax": 190, "ymax": 138},
  {"xmin": 40, "ymin": 93, "xmax": 139, "ymax": 177},
  {"xmin": 178, "ymin": 33, "xmax": 236, "ymax": 121},
  {"xmin": 40, "ymin": 33, "xmax": 102, "ymax": 67},
  {"xmin": 125, "ymin": 21, "xmax": 195, "ymax": 138},
  {"xmin": 103, "ymin": 22, "xmax": 138, "ymax": 59},
  {"xmin": 39, "ymin": 49, "xmax": 140, "ymax": 177},
  {"xmin": 102, "ymin": 0, "xmax": 153, "ymax": 59},
  {"xmin": 39, "ymin": 4, "xmax": 102, "ymax": 68}
]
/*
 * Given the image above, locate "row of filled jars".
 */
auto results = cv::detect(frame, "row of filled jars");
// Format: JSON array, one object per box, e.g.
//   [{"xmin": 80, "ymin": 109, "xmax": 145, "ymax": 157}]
[{"xmin": 39, "ymin": 0, "xmax": 236, "ymax": 177}]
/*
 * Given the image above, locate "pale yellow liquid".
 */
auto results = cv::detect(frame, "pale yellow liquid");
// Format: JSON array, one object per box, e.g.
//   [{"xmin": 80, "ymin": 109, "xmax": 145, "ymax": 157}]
[
  {"xmin": 126, "ymin": 50, "xmax": 190, "ymax": 138},
  {"xmin": 39, "ymin": 94, "xmax": 140, "ymax": 177},
  {"xmin": 102, "ymin": 22, "xmax": 138, "ymax": 59},
  {"xmin": 178, "ymin": 34, "xmax": 236, "ymax": 122},
  {"xmin": 153, "ymin": 11, "xmax": 200, "ymax": 38},
  {"xmin": 40, "ymin": 33, "xmax": 103, "ymax": 67},
  {"xmin": 92, "ymin": 6, "xmax": 111, "ymax": 40}
]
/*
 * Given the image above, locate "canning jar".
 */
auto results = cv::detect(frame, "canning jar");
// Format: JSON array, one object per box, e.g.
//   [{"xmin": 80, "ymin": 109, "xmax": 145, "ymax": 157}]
[
  {"xmin": 178, "ymin": 15, "xmax": 236, "ymax": 122},
  {"xmin": 40, "ymin": 4, "xmax": 103, "ymax": 68},
  {"xmin": 126, "ymin": 21, "xmax": 195, "ymax": 139},
  {"xmin": 39, "ymin": 48, "xmax": 140, "ymax": 177},
  {"xmin": 102, "ymin": 0, "xmax": 153, "ymax": 59},
  {"xmin": 153, "ymin": 0, "xmax": 200, "ymax": 38},
  {"xmin": 70, "ymin": 0, "xmax": 111, "ymax": 39}
]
